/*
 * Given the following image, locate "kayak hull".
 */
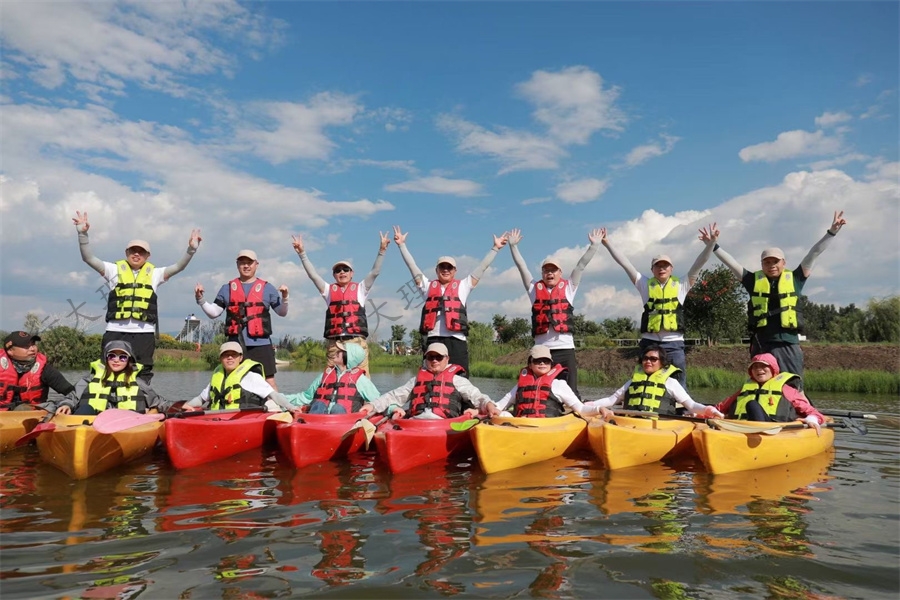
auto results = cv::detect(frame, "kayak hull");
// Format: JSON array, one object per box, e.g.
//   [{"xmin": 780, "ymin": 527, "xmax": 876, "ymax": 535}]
[
  {"xmin": 0, "ymin": 410, "xmax": 47, "ymax": 453},
  {"xmin": 373, "ymin": 416, "xmax": 474, "ymax": 474},
  {"xmin": 277, "ymin": 412, "xmax": 373, "ymax": 469},
  {"xmin": 165, "ymin": 410, "xmax": 278, "ymax": 469},
  {"xmin": 473, "ymin": 414, "xmax": 587, "ymax": 474},
  {"xmin": 692, "ymin": 421, "xmax": 835, "ymax": 474},
  {"xmin": 587, "ymin": 415, "xmax": 696, "ymax": 470},
  {"xmin": 36, "ymin": 414, "xmax": 162, "ymax": 479}
]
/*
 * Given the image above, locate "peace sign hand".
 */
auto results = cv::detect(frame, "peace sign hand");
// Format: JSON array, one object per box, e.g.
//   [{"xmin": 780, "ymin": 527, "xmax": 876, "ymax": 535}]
[
  {"xmin": 829, "ymin": 210, "xmax": 846, "ymax": 235},
  {"xmin": 72, "ymin": 211, "xmax": 90, "ymax": 233}
]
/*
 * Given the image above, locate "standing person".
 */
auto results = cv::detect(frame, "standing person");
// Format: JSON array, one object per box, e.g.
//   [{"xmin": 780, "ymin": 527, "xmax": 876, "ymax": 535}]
[
  {"xmin": 49, "ymin": 341, "xmax": 168, "ymax": 415},
  {"xmin": 285, "ymin": 342, "xmax": 380, "ymax": 414},
  {"xmin": 0, "ymin": 331, "xmax": 75, "ymax": 410},
  {"xmin": 484, "ymin": 345, "xmax": 598, "ymax": 418},
  {"xmin": 709, "ymin": 211, "xmax": 847, "ymax": 383},
  {"xmin": 598, "ymin": 224, "xmax": 718, "ymax": 388},
  {"xmin": 392, "ymin": 226, "xmax": 507, "ymax": 374},
  {"xmin": 195, "ymin": 250, "xmax": 289, "ymax": 390},
  {"xmin": 363, "ymin": 343, "xmax": 492, "ymax": 420},
  {"xmin": 582, "ymin": 345, "xmax": 722, "ymax": 419},
  {"xmin": 181, "ymin": 342, "xmax": 298, "ymax": 415},
  {"xmin": 713, "ymin": 353, "xmax": 825, "ymax": 434},
  {"xmin": 291, "ymin": 232, "xmax": 390, "ymax": 374},
  {"xmin": 506, "ymin": 227, "xmax": 603, "ymax": 398},
  {"xmin": 72, "ymin": 211, "xmax": 201, "ymax": 383}
]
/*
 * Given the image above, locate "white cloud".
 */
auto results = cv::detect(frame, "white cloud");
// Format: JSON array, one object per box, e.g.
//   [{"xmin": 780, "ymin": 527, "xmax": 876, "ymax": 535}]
[
  {"xmin": 864, "ymin": 159, "xmax": 900, "ymax": 182},
  {"xmin": 516, "ymin": 66, "xmax": 625, "ymax": 144},
  {"xmin": 555, "ymin": 178, "xmax": 609, "ymax": 204},
  {"xmin": 521, "ymin": 196, "xmax": 552, "ymax": 206},
  {"xmin": 814, "ymin": 111, "xmax": 852, "ymax": 128},
  {"xmin": 807, "ymin": 153, "xmax": 868, "ymax": 171},
  {"xmin": 738, "ymin": 129, "xmax": 843, "ymax": 162},
  {"xmin": 384, "ymin": 176, "xmax": 483, "ymax": 196},
  {"xmin": 343, "ymin": 158, "xmax": 418, "ymax": 174},
  {"xmin": 860, "ymin": 89, "xmax": 894, "ymax": 120},
  {"xmin": 854, "ymin": 73, "xmax": 873, "ymax": 87},
  {"xmin": 238, "ymin": 93, "xmax": 363, "ymax": 163},
  {"xmin": 621, "ymin": 134, "xmax": 680, "ymax": 168},
  {"xmin": 0, "ymin": 1, "xmax": 280, "ymax": 98}
]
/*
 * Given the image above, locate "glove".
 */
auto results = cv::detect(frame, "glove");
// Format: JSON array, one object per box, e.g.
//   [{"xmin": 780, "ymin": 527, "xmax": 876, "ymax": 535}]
[{"xmin": 802, "ymin": 415, "xmax": 822, "ymax": 436}]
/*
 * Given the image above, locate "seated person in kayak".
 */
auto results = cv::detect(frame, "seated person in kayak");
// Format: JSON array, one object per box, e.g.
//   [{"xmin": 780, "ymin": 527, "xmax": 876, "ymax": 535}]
[
  {"xmin": 713, "ymin": 353, "xmax": 825, "ymax": 435},
  {"xmin": 1, "ymin": 331, "xmax": 75, "ymax": 411},
  {"xmin": 484, "ymin": 345, "xmax": 600, "ymax": 418},
  {"xmin": 48, "ymin": 341, "xmax": 168, "ymax": 415},
  {"xmin": 285, "ymin": 342, "xmax": 380, "ymax": 414},
  {"xmin": 182, "ymin": 342, "xmax": 299, "ymax": 415},
  {"xmin": 582, "ymin": 345, "xmax": 723, "ymax": 419},
  {"xmin": 363, "ymin": 342, "xmax": 491, "ymax": 419}
]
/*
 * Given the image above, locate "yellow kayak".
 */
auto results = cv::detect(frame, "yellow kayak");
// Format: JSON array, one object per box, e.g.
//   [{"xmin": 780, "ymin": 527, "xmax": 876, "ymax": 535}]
[
  {"xmin": 691, "ymin": 420, "xmax": 835, "ymax": 475},
  {"xmin": 587, "ymin": 414, "xmax": 696, "ymax": 470},
  {"xmin": 36, "ymin": 414, "xmax": 163, "ymax": 479},
  {"xmin": 0, "ymin": 410, "xmax": 47, "ymax": 453},
  {"xmin": 472, "ymin": 414, "xmax": 587, "ymax": 475}
]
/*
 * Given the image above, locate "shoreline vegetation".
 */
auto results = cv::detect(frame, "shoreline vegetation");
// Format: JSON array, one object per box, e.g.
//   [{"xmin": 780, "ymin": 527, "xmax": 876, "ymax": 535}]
[{"xmin": 154, "ymin": 343, "xmax": 900, "ymax": 395}]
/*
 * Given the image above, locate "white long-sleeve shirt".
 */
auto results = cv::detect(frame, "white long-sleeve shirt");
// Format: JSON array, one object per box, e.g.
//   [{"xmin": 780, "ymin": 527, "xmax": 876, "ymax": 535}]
[{"xmin": 582, "ymin": 378, "xmax": 713, "ymax": 415}]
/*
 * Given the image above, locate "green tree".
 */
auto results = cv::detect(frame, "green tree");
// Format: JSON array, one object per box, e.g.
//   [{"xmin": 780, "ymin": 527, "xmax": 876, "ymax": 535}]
[
  {"xmin": 39, "ymin": 326, "xmax": 103, "ymax": 370},
  {"xmin": 23, "ymin": 312, "xmax": 44, "ymax": 335},
  {"xmin": 492, "ymin": 314, "xmax": 531, "ymax": 345},
  {"xmin": 290, "ymin": 338, "xmax": 327, "ymax": 370},
  {"xmin": 410, "ymin": 330, "xmax": 424, "ymax": 353},
  {"xmin": 826, "ymin": 304, "xmax": 865, "ymax": 342},
  {"xmin": 683, "ymin": 265, "xmax": 748, "ymax": 344},
  {"xmin": 467, "ymin": 320, "xmax": 496, "ymax": 363},
  {"xmin": 863, "ymin": 296, "xmax": 900, "ymax": 343},
  {"xmin": 570, "ymin": 313, "xmax": 601, "ymax": 337},
  {"xmin": 796, "ymin": 296, "xmax": 839, "ymax": 341},
  {"xmin": 599, "ymin": 317, "xmax": 636, "ymax": 339},
  {"xmin": 390, "ymin": 324, "xmax": 407, "ymax": 344}
]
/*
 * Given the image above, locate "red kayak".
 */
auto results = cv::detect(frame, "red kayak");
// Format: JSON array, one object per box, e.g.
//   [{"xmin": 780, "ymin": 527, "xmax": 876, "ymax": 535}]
[
  {"xmin": 373, "ymin": 416, "xmax": 474, "ymax": 474},
  {"xmin": 164, "ymin": 409, "xmax": 280, "ymax": 469},
  {"xmin": 276, "ymin": 412, "xmax": 379, "ymax": 469}
]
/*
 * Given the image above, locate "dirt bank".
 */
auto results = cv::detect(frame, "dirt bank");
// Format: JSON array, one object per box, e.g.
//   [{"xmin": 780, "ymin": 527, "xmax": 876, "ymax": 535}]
[{"xmin": 494, "ymin": 343, "xmax": 900, "ymax": 379}]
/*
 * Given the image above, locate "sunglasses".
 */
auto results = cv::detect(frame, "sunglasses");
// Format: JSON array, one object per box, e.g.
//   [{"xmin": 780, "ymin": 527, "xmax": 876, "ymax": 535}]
[
  {"xmin": 424, "ymin": 354, "xmax": 446, "ymax": 361},
  {"xmin": 642, "ymin": 356, "xmax": 661, "ymax": 363},
  {"xmin": 437, "ymin": 264, "xmax": 456, "ymax": 271},
  {"xmin": 531, "ymin": 358, "xmax": 552, "ymax": 365},
  {"xmin": 107, "ymin": 353, "xmax": 131, "ymax": 362},
  {"xmin": 333, "ymin": 266, "xmax": 352, "ymax": 274}
]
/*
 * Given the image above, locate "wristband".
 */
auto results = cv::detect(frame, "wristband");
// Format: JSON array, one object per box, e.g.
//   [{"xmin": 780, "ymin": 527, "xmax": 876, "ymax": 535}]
[
  {"xmin": 713, "ymin": 243, "xmax": 720, "ymax": 251},
  {"xmin": 826, "ymin": 229, "xmax": 836, "ymax": 237}
]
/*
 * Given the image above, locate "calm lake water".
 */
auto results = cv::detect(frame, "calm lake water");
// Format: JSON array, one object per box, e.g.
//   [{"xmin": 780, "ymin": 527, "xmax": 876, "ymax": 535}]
[{"xmin": 1, "ymin": 370, "xmax": 898, "ymax": 599}]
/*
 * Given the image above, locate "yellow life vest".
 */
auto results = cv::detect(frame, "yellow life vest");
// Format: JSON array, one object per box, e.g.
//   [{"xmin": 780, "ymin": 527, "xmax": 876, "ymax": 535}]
[
  {"xmin": 107, "ymin": 261, "xmax": 158, "ymax": 323},
  {"xmin": 82, "ymin": 359, "xmax": 146, "ymax": 412},
  {"xmin": 732, "ymin": 372, "xmax": 799, "ymax": 421},
  {"xmin": 208, "ymin": 359, "xmax": 265, "ymax": 410},
  {"xmin": 749, "ymin": 271, "xmax": 798, "ymax": 330},
  {"xmin": 625, "ymin": 364, "xmax": 681, "ymax": 414},
  {"xmin": 641, "ymin": 277, "xmax": 682, "ymax": 333}
]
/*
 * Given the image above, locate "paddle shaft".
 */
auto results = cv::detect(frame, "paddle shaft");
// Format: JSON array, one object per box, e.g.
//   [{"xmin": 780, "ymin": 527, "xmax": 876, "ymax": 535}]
[{"xmin": 612, "ymin": 409, "xmax": 706, "ymax": 423}]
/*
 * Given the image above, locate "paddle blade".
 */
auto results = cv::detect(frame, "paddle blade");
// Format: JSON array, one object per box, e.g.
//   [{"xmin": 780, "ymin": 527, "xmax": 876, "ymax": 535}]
[
  {"xmin": 708, "ymin": 418, "xmax": 784, "ymax": 435},
  {"xmin": 266, "ymin": 412, "xmax": 294, "ymax": 423},
  {"xmin": 359, "ymin": 419, "xmax": 377, "ymax": 447},
  {"xmin": 449, "ymin": 419, "xmax": 480, "ymax": 432},
  {"xmin": 14, "ymin": 422, "xmax": 56, "ymax": 447},
  {"xmin": 93, "ymin": 409, "xmax": 164, "ymax": 434}
]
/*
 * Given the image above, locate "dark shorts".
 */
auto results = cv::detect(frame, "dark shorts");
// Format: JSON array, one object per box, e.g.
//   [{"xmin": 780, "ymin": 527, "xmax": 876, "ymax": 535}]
[{"xmin": 243, "ymin": 344, "xmax": 277, "ymax": 379}]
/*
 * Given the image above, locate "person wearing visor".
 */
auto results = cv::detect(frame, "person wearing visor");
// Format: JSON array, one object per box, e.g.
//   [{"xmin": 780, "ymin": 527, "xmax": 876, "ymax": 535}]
[
  {"xmin": 583, "ymin": 345, "xmax": 722, "ymax": 420},
  {"xmin": 364, "ymin": 343, "xmax": 492, "ymax": 420},
  {"xmin": 713, "ymin": 353, "xmax": 825, "ymax": 435},
  {"xmin": 195, "ymin": 250, "xmax": 289, "ymax": 390},
  {"xmin": 72, "ymin": 211, "xmax": 201, "ymax": 383},
  {"xmin": 392, "ymin": 226, "xmax": 507, "ymax": 375},
  {"xmin": 507, "ymin": 227, "xmax": 604, "ymax": 398},
  {"xmin": 598, "ymin": 224, "xmax": 718, "ymax": 388},
  {"xmin": 0, "ymin": 331, "xmax": 75, "ymax": 410},
  {"xmin": 484, "ymin": 345, "xmax": 598, "ymax": 418},
  {"xmin": 291, "ymin": 231, "xmax": 391, "ymax": 375},
  {"xmin": 285, "ymin": 342, "xmax": 380, "ymax": 414},
  {"xmin": 710, "ymin": 210, "xmax": 847, "ymax": 383},
  {"xmin": 48, "ymin": 341, "xmax": 168, "ymax": 415},
  {"xmin": 182, "ymin": 342, "xmax": 299, "ymax": 415}
]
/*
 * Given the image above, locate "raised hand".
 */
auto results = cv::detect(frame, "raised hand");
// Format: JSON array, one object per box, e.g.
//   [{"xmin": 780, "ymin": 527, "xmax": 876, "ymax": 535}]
[
  {"xmin": 188, "ymin": 229, "xmax": 202, "ymax": 250},
  {"xmin": 278, "ymin": 285, "xmax": 289, "ymax": 300},
  {"xmin": 588, "ymin": 228, "xmax": 604, "ymax": 244},
  {"xmin": 194, "ymin": 283, "xmax": 205, "ymax": 302},
  {"xmin": 698, "ymin": 222, "xmax": 719, "ymax": 245},
  {"xmin": 506, "ymin": 228, "xmax": 522, "ymax": 246},
  {"xmin": 72, "ymin": 211, "xmax": 90, "ymax": 233},
  {"xmin": 392, "ymin": 225, "xmax": 408, "ymax": 245},
  {"xmin": 290, "ymin": 234, "xmax": 305, "ymax": 254},
  {"xmin": 492, "ymin": 233, "xmax": 508, "ymax": 250},
  {"xmin": 829, "ymin": 210, "xmax": 846, "ymax": 234},
  {"xmin": 379, "ymin": 231, "xmax": 391, "ymax": 252}
]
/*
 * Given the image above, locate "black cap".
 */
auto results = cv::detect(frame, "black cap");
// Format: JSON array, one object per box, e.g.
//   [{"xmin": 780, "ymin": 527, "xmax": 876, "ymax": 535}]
[{"xmin": 4, "ymin": 331, "xmax": 41, "ymax": 350}]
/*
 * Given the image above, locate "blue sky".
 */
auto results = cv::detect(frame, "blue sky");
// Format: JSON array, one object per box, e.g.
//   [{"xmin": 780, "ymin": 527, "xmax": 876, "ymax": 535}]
[{"xmin": 1, "ymin": 1, "xmax": 897, "ymax": 343}]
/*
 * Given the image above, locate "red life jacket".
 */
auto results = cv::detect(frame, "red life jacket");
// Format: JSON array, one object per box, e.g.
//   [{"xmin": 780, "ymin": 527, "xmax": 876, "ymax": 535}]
[
  {"xmin": 531, "ymin": 280, "xmax": 573, "ymax": 336},
  {"xmin": 0, "ymin": 350, "xmax": 47, "ymax": 409},
  {"xmin": 419, "ymin": 280, "xmax": 469, "ymax": 335},
  {"xmin": 312, "ymin": 367, "xmax": 365, "ymax": 413},
  {"xmin": 225, "ymin": 278, "xmax": 272, "ymax": 338},
  {"xmin": 513, "ymin": 364, "xmax": 567, "ymax": 418},
  {"xmin": 324, "ymin": 283, "xmax": 369, "ymax": 339},
  {"xmin": 408, "ymin": 364, "xmax": 466, "ymax": 418}
]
